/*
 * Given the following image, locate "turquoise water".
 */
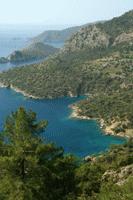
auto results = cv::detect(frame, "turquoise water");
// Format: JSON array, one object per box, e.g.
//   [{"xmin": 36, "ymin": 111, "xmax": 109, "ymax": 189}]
[
  {"xmin": 0, "ymin": 88, "xmax": 124, "ymax": 157},
  {"xmin": 0, "ymin": 27, "xmax": 125, "ymax": 157}
]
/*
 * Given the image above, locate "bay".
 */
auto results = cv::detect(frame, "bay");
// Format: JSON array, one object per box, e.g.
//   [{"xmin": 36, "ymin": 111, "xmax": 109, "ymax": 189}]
[
  {"xmin": 0, "ymin": 88, "xmax": 124, "ymax": 157},
  {"xmin": 0, "ymin": 26, "xmax": 124, "ymax": 157}
]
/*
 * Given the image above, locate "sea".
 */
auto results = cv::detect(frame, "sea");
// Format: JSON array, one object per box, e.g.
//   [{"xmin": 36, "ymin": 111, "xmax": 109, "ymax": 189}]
[{"xmin": 0, "ymin": 25, "xmax": 124, "ymax": 157}]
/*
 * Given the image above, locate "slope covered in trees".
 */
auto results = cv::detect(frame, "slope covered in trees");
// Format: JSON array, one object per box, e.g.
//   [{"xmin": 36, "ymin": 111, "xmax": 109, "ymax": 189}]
[
  {"xmin": 0, "ymin": 42, "xmax": 58, "ymax": 64},
  {"xmin": 0, "ymin": 10, "xmax": 132, "ymax": 97},
  {"xmin": 0, "ymin": 10, "xmax": 133, "ymax": 136},
  {"xmin": 0, "ymin": 108, "xmax": 133, "ymax": 200}
]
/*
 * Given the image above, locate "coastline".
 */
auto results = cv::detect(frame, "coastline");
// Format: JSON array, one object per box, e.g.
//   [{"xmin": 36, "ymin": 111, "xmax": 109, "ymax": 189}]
[
  {"xmin": 0, "ymin": 81, "xmax": 78, "ymax": 100},
  {"xmin": 0, "ymin": 82, "xmax": 131, "ymax": 161},
  {"xmin": 0, "ymin": 82, "xmax": 8, "ymax": 88},
  {"xmin": 10, "ymin": 84, "xmax": 41, "ymax": 99},
  {"xmin": 69, "ymin": 105, "xmax": 91, "ymax": 120},
  {"xmin": 0, "ymin": 82, "xmax": 132, "ymax": 139},
  {"xmin": 70, "ymin": 104, "xmax": 132, "ymax": 138},
  {"xmin": 0, "ymin": 82, "xmax": 41, "ymax": 99}
]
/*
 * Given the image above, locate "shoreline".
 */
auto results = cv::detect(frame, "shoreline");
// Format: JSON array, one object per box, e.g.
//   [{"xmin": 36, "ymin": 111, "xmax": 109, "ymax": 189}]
[
  {"xmin": 0, "ymin": 82, "xmax": 132, "ymax": 139},
  {"xmin": 0, "ymin": 82, "xmax": 41, "ymax": 99},
  {"xmin": 0, "ymin": 83, "xmax": 131, "ymax": 161},
  {"xmin": 10, "ymin": 84, "xmax": 41, "ymax": 99},
  {"xmin": 0, "ymin": 82, "xmax": 78, "ymax": 100},
  {"xmin": 69, "ymin": 105, "xmax": 91, "ymax": 120},
  {"xmin": 70, "ymin": 104, "xmax": 132, "ymax": 139}
]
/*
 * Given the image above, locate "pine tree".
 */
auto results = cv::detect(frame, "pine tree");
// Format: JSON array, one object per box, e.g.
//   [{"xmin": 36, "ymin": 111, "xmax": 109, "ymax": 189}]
[{"xmin": 0, "ymin": 107, "xmax": 77, "ymax": 200}]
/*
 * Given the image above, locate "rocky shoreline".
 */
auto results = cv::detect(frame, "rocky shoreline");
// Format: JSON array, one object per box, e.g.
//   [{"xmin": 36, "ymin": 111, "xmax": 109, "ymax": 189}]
[
  {"xmin": 0, "ymin": 82, "xmax": 8, "ymax": 88},
  {"xmin": 0, "ymin": 82, "xmax": 132, "ymax": 138},
  {"xmin": 70, "ymin": 104, "xmax": 132, "ymax": 138},
  {"xmin": 70, "ymin": 105, "xmax": 91, "ymax": 120},
  {"xmin": 0, "ymin": 82, "xmax": 41, "ymax": 99},
  {"xmin": 10, "ymin": 85, "xmax": 41, "ymax": 99},
  {"xmin": 0, "ymin": 81, "xmax": 79, "ymax": 100}
]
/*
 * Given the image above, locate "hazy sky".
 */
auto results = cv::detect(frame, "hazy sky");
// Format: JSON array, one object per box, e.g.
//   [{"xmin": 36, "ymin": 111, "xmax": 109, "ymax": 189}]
[{"xmin": 0, "ymin": 0, "xmax": 133, "ymax": 25}]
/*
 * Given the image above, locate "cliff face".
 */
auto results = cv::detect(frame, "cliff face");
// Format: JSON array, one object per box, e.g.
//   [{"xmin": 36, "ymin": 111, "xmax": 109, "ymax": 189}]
[
  {"xmin": 63, "ymin": 25, "xmax": 110, "ymax": 52},
  {"xmin": 113, "ymin": 32, "xmax": 133, "ymax": 46},
  {"xmin": 62, "ymin": 10, "xmax": 133, "ymax": 53}
]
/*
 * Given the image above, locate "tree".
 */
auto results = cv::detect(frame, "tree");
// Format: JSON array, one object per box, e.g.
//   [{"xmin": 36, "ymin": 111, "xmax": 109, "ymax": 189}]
[{"xmin": 0, "ymin": 107, "xmax": 77, "ymax": 200}]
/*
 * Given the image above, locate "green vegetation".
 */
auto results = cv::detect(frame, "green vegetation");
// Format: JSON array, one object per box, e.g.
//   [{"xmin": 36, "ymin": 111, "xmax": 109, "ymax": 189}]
[
  {"xmin": 0, "ymin": 43, "xmax": 133, "ymax": 98},
  {"xmin": 32, "ymin": 26, "xmax": 82, "ymax": 44},
  {"xmin": 0, "ymin": 57, "xmax": 8, "ymax": 64},
  {"xmin": 0, "ymin": 10, "xmax": 133, "ymax": 135},
  {"xmin": 76, "ymin": 88, "xmax": 133, "ymax": 135},
  {"xmin": 97, "ymin": 10, "xmax": 133, "ymax": 43},
  {"xmin": 0, "ymin": 107, "xmax": 77, "ymax": 200},
  {"xmin": 64, "ymin": 10, "xmax": 133, "ymax": 52},
  {"xmin": 0, "ymin": 42, "xmax": 58, "ymax": 63},
  {"xmin": 0, "ymin": 108, "xmax": 133, "ymax": 199}
]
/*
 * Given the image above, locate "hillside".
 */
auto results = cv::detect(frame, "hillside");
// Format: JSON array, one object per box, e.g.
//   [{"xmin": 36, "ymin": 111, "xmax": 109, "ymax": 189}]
[
  {"xmin": 0, "ymin": 42, "xmax": 58, "ymax": 63},
  {"xmin": 32, "ymin": 26, "xmax": 82, "ymax": 45},
  {"xmin": 32, "ymin": 21, "xmax": 104, "ymax": 46},
  {"xmin": 0, "ymin": 10, "xmax": 133, "ymax": 136},
  {"xmin": 0, "ymin": 107, "xmax": 133, "ymax": 200},
  {"xmin": 63, "ymin": 10, "xmax": 133, "ymax": 52}
]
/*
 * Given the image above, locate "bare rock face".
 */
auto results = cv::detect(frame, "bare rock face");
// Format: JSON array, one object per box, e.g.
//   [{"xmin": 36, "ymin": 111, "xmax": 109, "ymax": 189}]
[
  {"xmin": 102, "ymin": 164, "xmax": 133, "ymax": 185},
  {"xmin": 63, "ymin": 25, "xmax": 110, "ymax": 52},
  {"xmin": 113, "ymin": 32, "xmax": 133, "ymax": 46}
]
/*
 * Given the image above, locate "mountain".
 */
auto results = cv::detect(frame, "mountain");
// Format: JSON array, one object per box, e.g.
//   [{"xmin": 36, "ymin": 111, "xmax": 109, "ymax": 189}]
[
  {"xmin": 0, "ymin": 21, "xmax": 104, "ymax": 64},
  {"xmin": 63, "ymin": 25, "xmax": 110, "ymax": 52},
  {"xmin": 0, "ymin": 42, "xmax": 58, "ymax": 63},
  {"xmin": 0, "ymin": 10, "xmax": 133, "ymax": 137},
  {"xmin": 63, "ymin": 10, "xmax": 133, "ymax": 52},
  {"xmin": 31, "ymin": 26, "xmax": 82, "ymax": 45},
  {"xmin": 32, "ymin": 21, "xmax": 104, "ymax": 46}
]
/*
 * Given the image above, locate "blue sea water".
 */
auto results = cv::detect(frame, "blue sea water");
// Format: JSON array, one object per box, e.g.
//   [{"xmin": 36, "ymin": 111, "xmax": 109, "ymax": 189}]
[
  {"xmin": 0, "ymin": 88, "xmax": 124, "ymax": 157},
  {"xmin": 0, "ymin": 26, "xmax": 124, "ymax": 157},
  {"xmin": 0, "ymin": 24, "xmax": 64, "ymax": 71}
]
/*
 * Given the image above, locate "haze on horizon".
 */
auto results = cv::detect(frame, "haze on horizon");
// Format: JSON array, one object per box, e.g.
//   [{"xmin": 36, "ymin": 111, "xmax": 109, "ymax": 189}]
[{"xmin": 0, "ymin": 0, "xmax": 133, "ymax": 27}]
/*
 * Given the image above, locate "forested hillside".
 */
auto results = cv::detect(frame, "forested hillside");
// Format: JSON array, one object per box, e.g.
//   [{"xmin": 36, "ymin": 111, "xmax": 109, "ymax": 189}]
[
  {"xmin": 0, "ymin": 108, "xmax": 133, "ymax": 200},
  {"xmin": 0, "ymin": 42, "xmax": 58, "ymax": 63},
  {"xmin": 0, "ymin": 10, "xmax": 133, "ymax": 136}
]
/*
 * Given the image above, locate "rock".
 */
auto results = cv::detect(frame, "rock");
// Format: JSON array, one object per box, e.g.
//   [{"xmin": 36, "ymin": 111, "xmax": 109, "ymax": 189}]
[
  {"xmin": 113, "ymin": 32, "xmax": 133, "ymax": 46},
  {"xmin": 84, "ymin": 155, "xmax": 96, "ymax": 162},
  {"xmin": 63, "ymin": 25, "xmax": 110, "ymax": 52},
  {"xmin": 102, "ymin": 164, "xmax": 133, "ymax": 185}
]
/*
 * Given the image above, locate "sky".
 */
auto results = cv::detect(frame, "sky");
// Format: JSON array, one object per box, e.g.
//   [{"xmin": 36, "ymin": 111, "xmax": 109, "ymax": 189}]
[{"xmin": 0, "ymin": 0, "xmax": 133, "ymax": 26}]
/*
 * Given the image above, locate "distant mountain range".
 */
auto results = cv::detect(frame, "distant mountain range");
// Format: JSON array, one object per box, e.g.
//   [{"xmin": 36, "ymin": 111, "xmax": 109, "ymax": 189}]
[
  {"xmin": 0, "ymin": 10, "xmax": 133, "ymax": 137},
  {"xmin": 0, "ymin": 25, "xmax": 81, "ymax": 63},
  {"xmin": 31, "ymin": 26, "xmax": 82, "ymax": 44},
  {"xmin": 0, "ymin": 21, "xmax": 104, "ymax": 63},
  {"xmin": 31, "ymin": 21, "xmax": 105, "ymax": 45}
]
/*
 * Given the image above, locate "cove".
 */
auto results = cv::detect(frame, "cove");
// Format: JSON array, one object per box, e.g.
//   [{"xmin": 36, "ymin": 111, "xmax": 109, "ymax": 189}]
[{"xmin": 0, "ymin": 88, "xmax": 124, "ymax": 157}]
